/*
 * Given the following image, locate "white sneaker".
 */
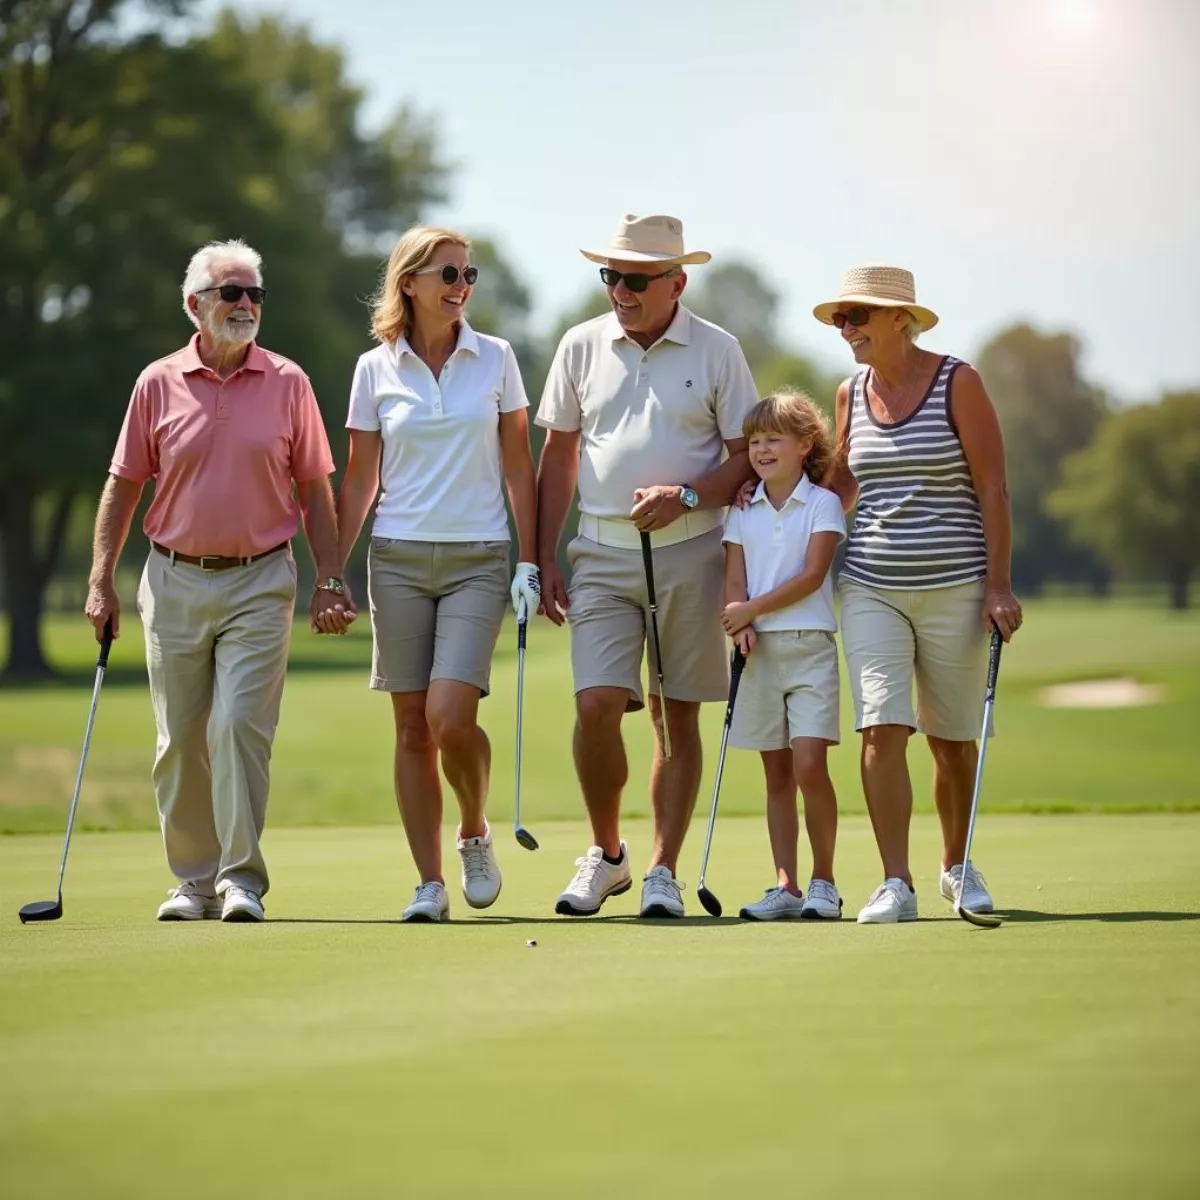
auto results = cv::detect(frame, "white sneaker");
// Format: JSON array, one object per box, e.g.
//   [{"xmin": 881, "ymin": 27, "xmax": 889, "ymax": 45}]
[
  {"xmin": 403, "ymin": 880, "xmax": 450, "ymax": 923},
  {"xmin": 220, "ymin": 885, "xmax": 264, "ymax": 923},
  {"xmin": 739, "ymin": 885, "xmax": 806, "ymax": 921},
  {"xmin": 157, "ymin": 881, "xmax": 221, "ymax": 921},
  {"xmin": 639, "ymin": 865, "xmax": 685, "ymax": 919},
  {"xmin": 457, "ymin": 824, "xmax": 502, "ymax": 909},
  {"xmin": 800, "ymin": 879, "xmax": 844, "ymax": 920},
  {"xmin": 940, "ymin": 861, "xmax": 994, "ymax": 914},
  {"xmin": 555, "ymin": 843, "xmax": 632, "ymax": 916},
  {"xmin": 856, "ymin": 877, "xmax": 918, "ymax": 924}
]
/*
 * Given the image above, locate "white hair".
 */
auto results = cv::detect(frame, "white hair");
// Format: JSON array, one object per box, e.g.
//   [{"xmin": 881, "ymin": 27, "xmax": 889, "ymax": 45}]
[
  {"xmin": 903, "ymin": 310, "xmax": 923, "ymax": 342},
  {"xmin": 181, "ymin": 239, "xmax": 263, "ymax": 329}
]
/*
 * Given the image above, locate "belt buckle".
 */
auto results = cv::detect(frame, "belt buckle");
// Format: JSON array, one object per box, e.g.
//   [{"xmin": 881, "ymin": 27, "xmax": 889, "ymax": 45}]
[{"xmin": 198, "ymin": 555, "xmax": 221, "ymax": 572}]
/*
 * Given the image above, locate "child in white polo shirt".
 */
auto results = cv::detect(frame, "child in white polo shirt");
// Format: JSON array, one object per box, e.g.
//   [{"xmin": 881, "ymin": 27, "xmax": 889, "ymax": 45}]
[{"xmin": 721, "ymin": 391, "xmax": 847, "ymax": 921}]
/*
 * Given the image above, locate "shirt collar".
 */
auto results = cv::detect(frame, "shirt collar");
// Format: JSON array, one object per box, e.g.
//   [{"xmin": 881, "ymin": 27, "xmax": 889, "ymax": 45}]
[
  {"xmin": 180, "ymin": 333, "xmax": 266, "ymax": 376},
  {"xmin": 749, "ymin": 471, "xmax": 813, "ymax": 507},
  {"xmin": 393, "ymin": 319, "xmax": 479, "ymax": 363},
  {"xmin": 606, "ymin": 304, "xmax": 692, "ymax": 348}
]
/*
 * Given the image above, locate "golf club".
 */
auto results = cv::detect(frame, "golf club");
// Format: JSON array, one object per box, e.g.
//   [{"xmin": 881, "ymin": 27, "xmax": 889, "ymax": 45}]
[
  {"xmin": 696, "ymin": 645, "xmax": 747, "ymax": 918},
  {"xmin": 639, "ymin": 531, "xmax": 672, "ymax": 760},
  {"xmin": 512, "ymin": 596, "xmax": 538, "ymax": 851},
  {"xmin": 19, "ymin": 616, "xmax": 114, "ymax": 924},
  {"xmin": 956, "ymin": 627, "xmax": 1004, "ymax": 929}
]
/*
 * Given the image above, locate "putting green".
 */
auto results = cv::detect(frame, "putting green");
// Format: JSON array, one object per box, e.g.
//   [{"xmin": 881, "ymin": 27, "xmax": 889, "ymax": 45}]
[{"xmin": 1, "ymin": 815, "xmax": 1197, "ymax": 1198}]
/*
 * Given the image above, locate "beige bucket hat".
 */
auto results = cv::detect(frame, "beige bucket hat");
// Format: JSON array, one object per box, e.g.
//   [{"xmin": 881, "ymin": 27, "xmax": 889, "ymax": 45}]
[
  {"xmin": 580, "ymin": 213, "xmax": 712, "ymax": 266},
  {"xmin": 813, "ymin": 264, "xmax": 939, "ymax": 331}
]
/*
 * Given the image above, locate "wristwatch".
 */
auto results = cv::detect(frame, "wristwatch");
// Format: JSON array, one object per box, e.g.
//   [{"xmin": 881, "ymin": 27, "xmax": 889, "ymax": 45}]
[
  {"xmin": 680, "ymin": 485, "xmax": 700, "ymax": 510},
  {"xmin": 316, "ymin": 577, "xmax": 346, "ymax": 595}
]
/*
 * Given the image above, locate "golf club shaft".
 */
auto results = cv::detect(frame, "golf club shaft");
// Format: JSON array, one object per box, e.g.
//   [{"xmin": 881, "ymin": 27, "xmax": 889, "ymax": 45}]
[
  {"xmin": 514, "ymin": 599, "xmax": 527, "ymax": 831},
  {"xmin": 697, "ymin": 648, "xmax": 746, "ymax": 887},
  {"xmin": 959, "ymin": 630, "xmax": 1003, "ymax": 891},
  {"xmin": 640, "ymin": 533, "xmax": 671, "ymax": 760},
  {"xmin": 55, "ymin": 621, "xmax": 114, "ymax": 898}
]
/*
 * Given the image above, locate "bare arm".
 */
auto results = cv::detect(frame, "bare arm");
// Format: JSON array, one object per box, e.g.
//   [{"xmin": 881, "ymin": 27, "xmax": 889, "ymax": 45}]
[
  {"xmin": 631, "ymin": 437, "xmax": 754, "ymax": 531},
  {"xmin": 499, "ymin": 408, "xmax": 537, "ymax": 563},
  {"xmin": 297, "ymin": 474, "xmax": 354, "ymax": 634},
  {"xmin": 951, "ymin": 364, "xmax": 1023, "ymax": 640},
  {"xmin": 535, "ymin": 427, "xmax": 581, "ymax": 624},
  {"xmin": 723, "ymin": 541, "xmax": 749, "ymax": 607},
  {"xmin": 820, "ymin": 379, "xmax": 859, "ymax": 514},
  {"xmin": 84, "ymin": 474, "xmax": 144, "ymax": 640},
  {"xmin": 336, "ymin": 429, "xmax": 381, "ymax": 574}
]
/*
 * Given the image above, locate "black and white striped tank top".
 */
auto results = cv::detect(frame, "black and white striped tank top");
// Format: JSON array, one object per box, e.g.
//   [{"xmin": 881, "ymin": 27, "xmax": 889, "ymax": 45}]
[{"xmin": 842, "ymin": 355, "xmax": 987, "ymax": 590}]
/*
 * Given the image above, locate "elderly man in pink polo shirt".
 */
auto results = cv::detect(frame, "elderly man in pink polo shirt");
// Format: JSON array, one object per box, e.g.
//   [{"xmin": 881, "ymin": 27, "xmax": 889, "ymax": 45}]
[{"xmin": 84, "ymin": 238, "xmax": 347, "ymax": 923}]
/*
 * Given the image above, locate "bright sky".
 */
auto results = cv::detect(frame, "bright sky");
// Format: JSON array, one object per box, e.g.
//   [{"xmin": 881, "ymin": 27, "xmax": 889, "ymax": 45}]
[{"xmin": 198, "ymin": 0, "xmax": 1199, "ymax": 401}]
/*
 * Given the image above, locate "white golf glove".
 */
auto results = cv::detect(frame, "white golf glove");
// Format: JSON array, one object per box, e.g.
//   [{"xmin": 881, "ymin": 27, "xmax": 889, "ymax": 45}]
[{"xmin": 510, "ymin": 562, "xmax": 541, "ymax": 622}]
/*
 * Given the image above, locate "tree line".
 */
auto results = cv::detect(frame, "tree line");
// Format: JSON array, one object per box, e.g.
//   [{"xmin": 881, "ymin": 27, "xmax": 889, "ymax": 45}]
[{"xmin": 2, "ymin": 1, "xmax": 1196, "ymax": 678}]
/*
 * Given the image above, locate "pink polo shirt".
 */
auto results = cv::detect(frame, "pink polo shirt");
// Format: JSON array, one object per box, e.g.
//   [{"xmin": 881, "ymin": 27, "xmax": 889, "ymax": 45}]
[{"xmin": 110, "ymin": 336, "xmax": 335, "ymax": 558}]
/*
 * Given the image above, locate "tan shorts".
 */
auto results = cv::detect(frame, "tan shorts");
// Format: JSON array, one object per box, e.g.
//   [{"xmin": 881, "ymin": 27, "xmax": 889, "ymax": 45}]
[
  {"xmin": 367, "ymin": 538, "xmax": 509, "ymax": 695},
  {"xmin": 730, "ymin": 630, "xmax": 840, "ymax": 750},
  {"xmin": 839, "ymin": 577, "xmax": 989, "ymax": 741},
  {"xmin": 565, "ymin": 528, "xmax": 729, "ymax": 709}
]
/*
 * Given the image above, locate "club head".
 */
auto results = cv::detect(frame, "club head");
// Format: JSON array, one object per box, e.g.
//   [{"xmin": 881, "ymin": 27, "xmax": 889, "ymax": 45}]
[
  {"xmin": 18, "ymin": 899, "xmax": 63, "ymax": 924},
  {"xmin": 956, "ymin": 902, "xmax": 1002, "ymax": 929},
  {"xmin": 697, "ymin": 886, "xmax": 723, "ymax": 918},
  {"xmin": 514, "ymin": 826, "xmax": 539, "ymax": 852}
]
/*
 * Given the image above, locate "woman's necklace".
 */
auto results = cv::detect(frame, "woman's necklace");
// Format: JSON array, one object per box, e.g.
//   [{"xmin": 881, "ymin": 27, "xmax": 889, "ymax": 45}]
[{"xmin": 869, "ymin": 356, "xmax": 928, "ymax": 424}]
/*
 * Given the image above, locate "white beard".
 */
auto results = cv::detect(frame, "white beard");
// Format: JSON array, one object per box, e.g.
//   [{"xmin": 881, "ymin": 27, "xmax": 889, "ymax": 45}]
[{"xmin": 207, "ymin": 312, "xmax": 259, "ymax": 346}]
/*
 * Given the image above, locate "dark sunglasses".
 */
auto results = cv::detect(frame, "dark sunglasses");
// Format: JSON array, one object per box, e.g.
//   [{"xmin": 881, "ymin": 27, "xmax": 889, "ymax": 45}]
[
  {"xmin": 831, "ymin": 306, "xmax": 877, "ymax": 329},
  {"xmin": 415, "ymin": 264, "xmax": 479, "ymax": 285},
  {"xmin": 599, "ymin": 266, "xmax": 679, "ymax": 293},
  {"xmin": 195, "ymin": 284, "xmax": 267, "ymax": 304}
]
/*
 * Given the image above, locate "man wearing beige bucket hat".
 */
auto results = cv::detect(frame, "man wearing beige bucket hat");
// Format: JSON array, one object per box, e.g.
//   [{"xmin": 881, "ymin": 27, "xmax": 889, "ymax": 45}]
[
  {"xmin": 814, "ymin": 264, "xmax": 1022, "ymax": 924},
  {"xmin": 535, "ymin": 213, "xmax": 758, "ymax": 919}
]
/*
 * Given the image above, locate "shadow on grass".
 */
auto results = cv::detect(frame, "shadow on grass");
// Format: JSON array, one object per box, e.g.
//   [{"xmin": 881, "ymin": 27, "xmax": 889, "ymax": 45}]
[
  {"xmin": 269, "ymin": 915, "xmax": 745, "ymax": 927},
  {"xmin": 1002, "ymin": 909, "xmax": 1200, "ymax": 923}
]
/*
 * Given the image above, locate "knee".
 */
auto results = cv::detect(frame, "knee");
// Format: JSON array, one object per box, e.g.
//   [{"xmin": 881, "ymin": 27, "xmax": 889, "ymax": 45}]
[
  {"xmin": 396, "ymin": 706, "xmax": 433, "ymax": 753},
  {"xmin": 576, "ymin": 688, "xmax": 627, "ymax": 734},
  {"xmin": 927, "ymin": 736, "xmax": 973, "ymax": 772},
  {"xmin": 425, "ymin": 699, "xmax": 475, "ymax": 751},
  {"xmin": 761, "ymin": 751, "xmax": 794, "ymax": 793},
  {"xmin": 792, "ymin": 745, "xmax": 830, "ymax": 792},
  {"xmin": 862, "ymin": 724, "xmax": 909, "ymax": 760}
]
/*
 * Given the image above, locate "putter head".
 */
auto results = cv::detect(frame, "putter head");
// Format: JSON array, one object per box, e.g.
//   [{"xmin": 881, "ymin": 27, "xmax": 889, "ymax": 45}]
[
  {"xmin": 514, "ymin": 826, "xmax": 539, "ymax": 852},
  {"xmin": 955, "ymin": 902, "xmax": 1002, "ymax": 929},
  {"xmin": 697, "ymin": 886, "xmax": 722, "ymax": 918},
  {"xmin": 18, "ymin": 899, "xmax": 63, "ymax": 924}
]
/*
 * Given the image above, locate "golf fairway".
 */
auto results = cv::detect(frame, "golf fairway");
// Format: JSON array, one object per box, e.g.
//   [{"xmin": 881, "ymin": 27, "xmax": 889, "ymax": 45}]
[{"xmin": 2, "ymin": 814, "xmax": 1197, "ymax": 1198}]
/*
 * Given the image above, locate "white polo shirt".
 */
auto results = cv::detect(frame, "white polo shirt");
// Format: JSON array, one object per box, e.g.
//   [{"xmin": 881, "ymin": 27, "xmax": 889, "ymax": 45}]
[
  {"xmin": 536, "ymin": 305, "xmax": 757, "ymax": 540},
  {"xmin": 722, "ymin": 473, "xmax": 847, "ymax": 632},
  {"xmin": 346, "ymin": 321, "xmax": 528, "ymax": 542}
]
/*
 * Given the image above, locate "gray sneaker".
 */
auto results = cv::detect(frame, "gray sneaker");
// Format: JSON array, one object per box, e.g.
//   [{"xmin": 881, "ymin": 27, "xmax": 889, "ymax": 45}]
[{"xmin": 403, "ymin": 880, "xmax": 450, "ymax": 923}]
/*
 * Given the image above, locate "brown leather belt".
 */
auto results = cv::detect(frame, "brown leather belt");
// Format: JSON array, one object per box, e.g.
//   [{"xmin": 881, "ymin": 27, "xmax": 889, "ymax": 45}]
[{"xmin": 152, "ymin": 541, "xmax": 289, "ymax": 572}]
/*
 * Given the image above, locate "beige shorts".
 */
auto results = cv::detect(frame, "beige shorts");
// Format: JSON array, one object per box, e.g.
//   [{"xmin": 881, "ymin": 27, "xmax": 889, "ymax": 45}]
[
  {"xmin": 367, "ymin": 538, "xmax": 509, "ymax": 695},
  {"xmin": 839, "ymin": 577, "xmax": 989, "ymax": 741},
  {"xmin": 730, "ymin": 630, "xmax": 840, "ymax": 750},
  {"xmin": 565, "ymin": 528, "xmax": 729, "ymax": 709}
]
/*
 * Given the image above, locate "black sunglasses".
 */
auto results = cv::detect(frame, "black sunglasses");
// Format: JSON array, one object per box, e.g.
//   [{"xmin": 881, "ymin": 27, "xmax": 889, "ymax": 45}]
[
  {"xmin": 195, "ymin": 284, "xmax": 267, "ymax": 304},
  {"xmin": 831, "ymin": 306, "xmax": 877, "ymax": 329},
  {"xmin": 599, "ymin": 267, "xmax": 679, "ymax": 293},
  {"xmin": 415, "ymin": 264, "xmax": 479, "ymax": 285}
]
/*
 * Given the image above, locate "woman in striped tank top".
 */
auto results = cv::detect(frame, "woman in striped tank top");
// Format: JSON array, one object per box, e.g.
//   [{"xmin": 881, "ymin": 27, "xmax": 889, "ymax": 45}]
[{"xmin": 813, "ymin": 265, "xmax": 1023, "ymax": 925}]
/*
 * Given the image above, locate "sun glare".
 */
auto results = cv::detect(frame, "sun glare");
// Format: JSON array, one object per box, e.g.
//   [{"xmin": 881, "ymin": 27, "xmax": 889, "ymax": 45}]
[{"xmin": 1051, "ymin": 0, "xmax": 1100, "ymax": 33}]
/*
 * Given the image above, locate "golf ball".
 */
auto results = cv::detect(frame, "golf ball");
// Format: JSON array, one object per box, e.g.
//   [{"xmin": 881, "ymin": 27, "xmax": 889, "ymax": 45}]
[{"xmin": 527, "ymin": 939, "xmax": 537, "ymax": 947}]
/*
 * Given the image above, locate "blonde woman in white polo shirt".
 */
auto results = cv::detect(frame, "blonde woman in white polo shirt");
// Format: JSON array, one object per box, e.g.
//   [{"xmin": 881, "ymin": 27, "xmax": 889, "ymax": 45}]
[
  {"xmin": 721, "ymin": 392, "xmax": 847, "ymax": 921},
  {"xmin": 537, "ymin": 213, "xmax": 758, "ymax": 920},
  {"xmin": 336, "ymin": 226, "xmax": 539, "ymax": 923}
]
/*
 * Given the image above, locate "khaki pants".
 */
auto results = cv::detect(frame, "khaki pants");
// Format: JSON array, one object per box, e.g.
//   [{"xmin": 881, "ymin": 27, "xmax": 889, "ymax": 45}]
[{"xmin": 137, "ymin": 548, "xmax": 296, "ymax": 897}]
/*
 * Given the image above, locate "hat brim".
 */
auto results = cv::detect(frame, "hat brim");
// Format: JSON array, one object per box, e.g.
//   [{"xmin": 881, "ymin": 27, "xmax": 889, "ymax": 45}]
[
  {"xmin": 580, "ymin": 247, "xmax": 712, "ymax": 266},
  {"xmin": 813, "ymin": 296, "xmax": 938, "ymax": 332}
]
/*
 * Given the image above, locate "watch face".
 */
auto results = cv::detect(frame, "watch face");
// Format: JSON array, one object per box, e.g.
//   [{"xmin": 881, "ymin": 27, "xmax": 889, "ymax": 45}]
[{"xmin": 682, "ymin": 487, "xmax": 699, "ymax": 509}]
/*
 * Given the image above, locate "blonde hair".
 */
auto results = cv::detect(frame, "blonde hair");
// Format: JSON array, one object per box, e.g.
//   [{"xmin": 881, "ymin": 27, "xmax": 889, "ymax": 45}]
[
  {"xmin": 743, "ymin": 390, "xmax": 835, "ymax": 483},
  {"xmin": 370, "ymin": 225, "xmax": 470, "ymax": 345}
]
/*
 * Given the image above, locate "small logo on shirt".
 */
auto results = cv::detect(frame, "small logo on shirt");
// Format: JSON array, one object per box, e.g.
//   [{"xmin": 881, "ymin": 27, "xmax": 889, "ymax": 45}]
[{"xmin": 685, "ymin": 380, "xmax": 693, "ymax": 388}]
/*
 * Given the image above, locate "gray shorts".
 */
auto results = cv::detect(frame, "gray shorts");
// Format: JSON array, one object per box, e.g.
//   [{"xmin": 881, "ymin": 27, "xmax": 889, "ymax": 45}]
[
  {"xmin": 367, "ymin": 538, "xmax": 509, "ymax": 695},
  {"xmin": 565, "ymin": 528, "xmax": 729, "ymax": 709}
]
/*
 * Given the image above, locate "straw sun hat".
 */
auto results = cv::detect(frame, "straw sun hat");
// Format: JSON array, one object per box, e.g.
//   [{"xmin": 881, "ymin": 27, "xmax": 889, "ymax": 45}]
[
  {"xmin": 812, "ymin": 265, "xmax": 939, "ymax": 332},
  {"xmin": 580, "ymin": 213, "xmax": 711, "ymax": 266}
]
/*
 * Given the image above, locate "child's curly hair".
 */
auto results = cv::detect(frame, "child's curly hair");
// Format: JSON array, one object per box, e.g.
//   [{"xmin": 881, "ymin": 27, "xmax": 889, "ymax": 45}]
[{"xmin": 742, "ymin": 390, "xmax": 835, "ymax": 483}]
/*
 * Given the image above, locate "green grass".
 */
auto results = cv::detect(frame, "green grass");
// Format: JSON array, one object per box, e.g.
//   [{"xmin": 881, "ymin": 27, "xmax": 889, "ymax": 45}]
[
  {"xmin": 1, "ymin": 815, "xmax": 1198, "ymax": 1198},
  {"xmin": 2, "ymin": 597, "xmax": 1197, "ymax": 833}
]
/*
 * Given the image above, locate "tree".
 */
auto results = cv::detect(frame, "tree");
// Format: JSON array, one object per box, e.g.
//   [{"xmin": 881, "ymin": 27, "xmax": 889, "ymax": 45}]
[
  {"xmin": 1048, "ymin": 391, "xmax": 1200, "ymax": 609},
  {"xmin": 975, "ymin": 324, "xmax": 1110, "ymax": 592},
  {"xmin": 687, "ymin": 261, "xmax": 780, "ymax": 373},
  {"xmin": 0, "ymin": 2, "xmax": 447, "ymax": 677}
]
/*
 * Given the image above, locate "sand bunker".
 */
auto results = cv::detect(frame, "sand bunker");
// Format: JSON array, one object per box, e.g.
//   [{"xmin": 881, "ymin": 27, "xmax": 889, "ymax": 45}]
[{"xmin": 1039, "ymin": 677, "xmax": 1166, "ymax": 709}]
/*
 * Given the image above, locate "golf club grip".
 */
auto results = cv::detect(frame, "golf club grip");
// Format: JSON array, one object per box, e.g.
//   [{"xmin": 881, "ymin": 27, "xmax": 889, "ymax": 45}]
[
  {"xmin": 517, "ymin": 596, "xmax": 528, "ymax": 651},
  {"xmin": 724, "ymin": 648, "xmax": 747, "ymax": 726},
  {"xmin": 98, "ymin": 616, "xmax": 114, "ymax": 668},
  {"xmin": 986, "ymin": 627, "xmax": 1002, "ymax": 697},
  {"xmin": 639, "ymin": 532, "xmax": 657, "ymax": 607}
]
